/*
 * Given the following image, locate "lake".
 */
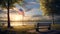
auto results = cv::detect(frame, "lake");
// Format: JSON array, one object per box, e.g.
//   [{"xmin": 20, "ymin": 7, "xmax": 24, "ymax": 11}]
[
  {"xmin": 0, "ymin": 21, "xmax": 60, "ymax": 26},
  {"xmin": 0, "ymin": 21, "xmax": 53, "ymax": 26}
]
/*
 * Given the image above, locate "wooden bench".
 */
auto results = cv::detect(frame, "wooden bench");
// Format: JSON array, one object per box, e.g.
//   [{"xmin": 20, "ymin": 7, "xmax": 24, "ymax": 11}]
[{"xmin": 35, "ymin": 23, "xmax": 51, "ymax": 32}]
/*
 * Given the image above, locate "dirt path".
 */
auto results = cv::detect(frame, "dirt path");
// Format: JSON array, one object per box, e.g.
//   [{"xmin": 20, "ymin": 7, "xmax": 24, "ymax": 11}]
[{"xmin": 27, "ymin": 29, "xmax": 60, "ymax": 34}]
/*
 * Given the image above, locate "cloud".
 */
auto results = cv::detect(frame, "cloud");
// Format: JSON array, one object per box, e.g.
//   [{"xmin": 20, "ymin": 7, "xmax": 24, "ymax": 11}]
[
  {"xmin": 24, "ymin": 0, "xmax": 37, "ymax": 3},
  {"xmin": 24, "ymin": 2, "xmax": 40, "ymax": 8},
  {"xmin": 27, "ymin": 2, "xmax": 39, "ymax": 5},
  {"xmin": 25, "ymin": 8, "xmax": 42, "ymax": 16},
  {"xmin": 23, "ymin": 1, "xmax": 40, "ymax": 11}
]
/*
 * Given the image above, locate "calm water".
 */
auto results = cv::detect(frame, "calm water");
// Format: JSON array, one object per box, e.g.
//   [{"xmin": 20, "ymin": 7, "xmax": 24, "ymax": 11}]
[
  {"xmin": 0, "ymin": 21, "xmax": 51, "ymax": 26},
  {"xmin": 0, "ymin": 21, "xmax": 60, "ymax": 26}
]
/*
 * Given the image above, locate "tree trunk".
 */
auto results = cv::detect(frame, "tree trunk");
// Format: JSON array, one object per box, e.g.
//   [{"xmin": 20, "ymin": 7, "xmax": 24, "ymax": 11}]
[
  {"xmin": 7, "ymin": 0, "xmax": 10, "ymax": 28},
  {"xmin": 52, "ymin": 13, "xmax": 54, "ymax": 25}
]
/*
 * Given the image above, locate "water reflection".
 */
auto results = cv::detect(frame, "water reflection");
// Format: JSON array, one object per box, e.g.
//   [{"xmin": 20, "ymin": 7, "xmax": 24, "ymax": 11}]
[{"xmin": 0, "ymin": 22, "xmax": 37, "ymax": 26}]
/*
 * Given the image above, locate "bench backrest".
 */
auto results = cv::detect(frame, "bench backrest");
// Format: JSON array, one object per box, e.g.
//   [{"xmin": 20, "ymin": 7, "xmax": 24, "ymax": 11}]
[
  {"xmin": 37, "ymin": 23, "xmax": 51, "ymax": 26},
  {"xmin": 35, "ymin": 23, "xmax": 51, "ymax": 32}
]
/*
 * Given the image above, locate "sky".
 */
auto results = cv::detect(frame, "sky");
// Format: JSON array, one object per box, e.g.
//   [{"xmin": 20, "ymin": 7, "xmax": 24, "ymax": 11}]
[
  {"xmin": 13, "ymin": 0, "xmax": 60, "ymax": 22},
  {"xmin": 0, "ymin": 0, "xmax": 43, "ymax": 21},
  {"xmin": 15, "ymin": 0, "xmax": 42, "ymax": 16},
  {"xmin": 0, "ymin": 0, "xmax": 55, "ymax": 21},
  {"xmin": 0, "ymin": 0, "xmax": 60, "ymax": 26},
  {"xmin": 0, "ymin": 0, "xmax": 60, "ymax": 24},
  {"xmin": 0, "ymin": 0, "xmax": 42, "ymax": 16}
]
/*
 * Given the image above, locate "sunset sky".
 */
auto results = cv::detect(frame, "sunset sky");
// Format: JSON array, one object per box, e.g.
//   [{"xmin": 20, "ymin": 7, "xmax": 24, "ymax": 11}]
[
  {"xmin": 0, "ymin": 0, "xmax": 43, "ymax": 21},
  {"xmin": 0, "ymin": 0, "xmax": 57, "ymax": 21},
  {"xmin": 0, "ymin": 0, "xmax": 60, "ymax": 26}
]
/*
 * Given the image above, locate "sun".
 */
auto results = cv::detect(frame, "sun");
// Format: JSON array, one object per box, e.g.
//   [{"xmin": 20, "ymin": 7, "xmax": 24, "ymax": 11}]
[
  {"xmin": 10, "ymin": 14, "xmax": 23, "ymax": 21},
  {"xmin": 14, "ymin": 15, "xmax": 23, "ymax": 21}
]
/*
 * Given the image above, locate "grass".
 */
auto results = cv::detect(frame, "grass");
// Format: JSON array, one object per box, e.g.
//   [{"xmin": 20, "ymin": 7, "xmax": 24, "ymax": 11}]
[
  {"xmin": 0, "ymin": 25, "xmax": 38, "ymax": 34},
  {"xmin": 0, "ymin": 24, "xmax": 60, "ymax": 34},
  {"xmin": 51, "ymin": 24, "xmax": 60, "ymax": 30}
]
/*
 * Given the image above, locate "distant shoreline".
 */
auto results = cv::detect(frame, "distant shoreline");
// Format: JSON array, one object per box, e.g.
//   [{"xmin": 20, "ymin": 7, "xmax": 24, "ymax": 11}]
[{"xmin": 0, "ymin": 19, "xmax": 53, "ymax": 22}]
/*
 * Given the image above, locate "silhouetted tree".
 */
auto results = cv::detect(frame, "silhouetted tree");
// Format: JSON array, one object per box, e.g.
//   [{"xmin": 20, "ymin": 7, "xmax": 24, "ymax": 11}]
[
  {"xmin": 40, "ymin": 0, "xmax": 60, "ymax": 24},
  {"xmin": 0, "ymin": 0, "xmax": 23, "ymax": 28}
]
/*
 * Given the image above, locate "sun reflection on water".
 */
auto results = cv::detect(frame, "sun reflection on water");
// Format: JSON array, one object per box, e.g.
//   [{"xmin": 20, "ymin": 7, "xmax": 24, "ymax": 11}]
[{"xmin": 11, "ymin": 23, "xmax": 23, "ymax": 26}]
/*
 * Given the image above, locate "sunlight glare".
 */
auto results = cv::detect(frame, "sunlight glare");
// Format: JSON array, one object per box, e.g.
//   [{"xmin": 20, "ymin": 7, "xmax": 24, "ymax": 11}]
[
  {"xmin": 10, "ymin": 14, "xmax": 23, "ymax": 21},
  {"xmin": 14, "ymin": 15, "xmax": 23, "ymax": 21},
  {"xmin": 11, "ymin": 23, "xmax": 23, "ymax": 26}
]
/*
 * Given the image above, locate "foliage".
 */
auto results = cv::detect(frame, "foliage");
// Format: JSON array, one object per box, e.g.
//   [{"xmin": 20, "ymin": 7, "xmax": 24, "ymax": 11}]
[
  {"xmin": 0, "ymin": 0, "xmax": 23, "ymax": 8},
  {"xmin": 40, "ymin": 0, "xmax": 60, "ymax": 16}
]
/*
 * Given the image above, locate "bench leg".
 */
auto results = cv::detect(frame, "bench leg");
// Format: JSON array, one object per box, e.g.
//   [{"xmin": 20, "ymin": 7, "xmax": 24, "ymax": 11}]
[
  {"xmin": 36, "ymin": 28, "xmax": 39, "ymax": 32},
  {"xmin": 48, "ymin": 25, "xmax": 51, "ymax": 30}
]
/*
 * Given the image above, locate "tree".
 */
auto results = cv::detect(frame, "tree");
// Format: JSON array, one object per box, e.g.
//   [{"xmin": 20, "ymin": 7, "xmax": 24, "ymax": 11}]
[
  {"xmin": 40, "ymin": 0, "xmax": 60, "ymax": 24},
  {"xmin": 0, "ymin": 0, "xmax": 23, "ymax": 28}
]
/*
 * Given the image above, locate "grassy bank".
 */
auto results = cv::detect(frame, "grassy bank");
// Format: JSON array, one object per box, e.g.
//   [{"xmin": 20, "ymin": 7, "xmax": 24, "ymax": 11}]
[
  {"xmin": 0, "ymin": 24, "xmax": 60, "ymax": 34},
  {"xmin": 0, "ymin": 25, "xmax": 37, "ymax": 34},
  {"xmin": 51, "ymin": 24, "xmax": 60, "ymax": 30}
]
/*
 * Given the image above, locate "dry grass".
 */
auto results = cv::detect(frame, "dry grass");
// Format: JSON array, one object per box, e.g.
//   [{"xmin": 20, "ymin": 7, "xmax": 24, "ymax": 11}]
[
  {"xmin": 0, "ymin": 25, "xmax": 38, "ymax": 34},
  {"xmin": 51, "ymin": 24, "xmax": 60, "ymax": 30}
]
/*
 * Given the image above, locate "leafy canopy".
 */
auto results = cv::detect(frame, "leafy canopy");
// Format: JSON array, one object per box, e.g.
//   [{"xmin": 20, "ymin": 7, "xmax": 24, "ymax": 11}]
[
  {"xmin": 40, "ymin": 0, "xmax": 60, "ymax": 16},
  {"xmin": 0, "ymin": 0, "xmax": 23, "ymax": 8}
]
